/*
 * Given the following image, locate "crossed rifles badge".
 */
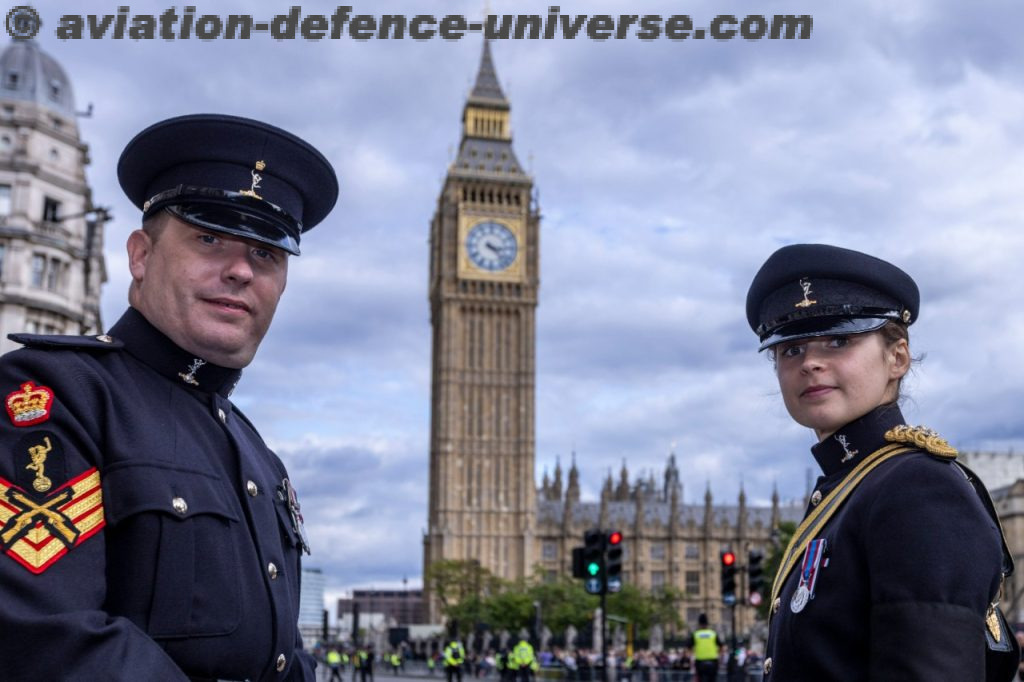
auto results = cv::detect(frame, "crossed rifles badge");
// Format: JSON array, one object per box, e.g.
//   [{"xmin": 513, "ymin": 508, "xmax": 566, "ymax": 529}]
[{"xmin": 0, "ymin": 432, "xmax": 104, "ymax": 574}]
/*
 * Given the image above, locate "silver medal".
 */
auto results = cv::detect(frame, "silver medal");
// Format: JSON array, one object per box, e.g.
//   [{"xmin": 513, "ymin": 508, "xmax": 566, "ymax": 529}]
[{"xmin": 790, "ymin": 585, "xmax": 810, "ymax": 613}]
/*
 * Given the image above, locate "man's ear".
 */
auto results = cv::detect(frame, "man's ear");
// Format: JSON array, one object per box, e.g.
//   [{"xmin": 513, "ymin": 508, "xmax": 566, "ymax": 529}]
[{"xmin": 126, "ymin": 229, "xmax": 152, "ymax": 283}]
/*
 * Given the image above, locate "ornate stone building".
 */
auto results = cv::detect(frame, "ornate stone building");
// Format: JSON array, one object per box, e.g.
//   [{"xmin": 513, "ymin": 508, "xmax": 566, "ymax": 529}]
[
  {"xmin": 422, "ymin": 39, "xmax": 540, "ymax": 608},
  {"xmin": 536, "ymin": 455, "xmax": 802, "ymax": 634},
  {"xmin": 0, "ymin": 39, "xmax": 106, "ymax": 353},
  {"xmin": 422, "ymin": 42, "xmax": 802, "ymax": 632}
]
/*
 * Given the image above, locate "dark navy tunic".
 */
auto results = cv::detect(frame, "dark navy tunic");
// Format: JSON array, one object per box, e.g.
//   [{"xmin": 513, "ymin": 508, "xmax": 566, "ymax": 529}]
[
  {"xmin": 0, "ymin": 308, "xmax": 314, "ymax": 681},
  {"xmin": 763, "ymin": 404, "xmax": 1004, "ymax": 681}
]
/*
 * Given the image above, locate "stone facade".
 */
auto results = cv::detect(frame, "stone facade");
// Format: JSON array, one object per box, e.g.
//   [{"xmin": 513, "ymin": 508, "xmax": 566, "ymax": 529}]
[
  {"xmin": 535, "ymin": 455, "xmax": 803, "ymax": 634},
  {"xmin": 422, "ymin": 40, "xmax": 540, "ymax": 618},
  {"xmin": 0, "ymin": 40, "xmax": 106, "ymax": 351}
]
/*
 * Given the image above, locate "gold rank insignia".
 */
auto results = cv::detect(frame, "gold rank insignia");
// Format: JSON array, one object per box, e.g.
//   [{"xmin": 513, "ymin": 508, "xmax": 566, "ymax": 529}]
[
  {"xmin": 0, "ymin": 468, "xmax": 105, "ymax": 574},
  {"xmin": 884, "ymin": 424, "xmax": 958, "ymax": 459},
  {"xmin": 5, "ymin": 381, "xmax": 54, "ymax": 427}
]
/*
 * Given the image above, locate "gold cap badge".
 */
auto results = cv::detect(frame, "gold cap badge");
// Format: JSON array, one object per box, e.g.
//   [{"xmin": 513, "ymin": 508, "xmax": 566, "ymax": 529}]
[
  {"xmin": 240, "ymin": 160, "xmax": 266, "ymax": 199},
  {"xmin": 794, "ymin": 277, "xmax": 817, "ymax": 308}
]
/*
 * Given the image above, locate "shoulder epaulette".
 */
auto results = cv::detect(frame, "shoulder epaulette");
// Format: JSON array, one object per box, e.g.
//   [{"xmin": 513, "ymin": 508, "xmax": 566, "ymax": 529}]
[
  {"xmin": 7, "ymin": 333, "xmax": 124, "ymax": 351},
  {"xmin": 884, "ymin": 424, "xmax": 958, "ymax": 459}
]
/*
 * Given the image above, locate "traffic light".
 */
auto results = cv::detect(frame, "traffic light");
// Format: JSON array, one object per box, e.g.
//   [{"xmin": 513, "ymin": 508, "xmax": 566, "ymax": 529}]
[
  {"xmin": 748, "ymin": 550, "xmax": 765, "ymax": 606},
  {"xmin": 720, "ymin": 550, "xmax": 737, "ymax": 605},
  {"xmin": 571, "ymin": 547, "xmax": 586, "ymax": 579},
  {"xmin": 605, "ymin": 530, "xmax": 623, "ymax": 593},
  {"xmin": 582, "ymin": 529, "xmax": 605, "ymax": 595}
]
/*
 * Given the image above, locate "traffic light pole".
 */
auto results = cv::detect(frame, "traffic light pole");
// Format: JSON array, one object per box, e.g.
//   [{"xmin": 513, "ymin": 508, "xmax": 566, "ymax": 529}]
[{"xmin": 600, "ymin": 589, "xmax": 609, "ymax": 682}]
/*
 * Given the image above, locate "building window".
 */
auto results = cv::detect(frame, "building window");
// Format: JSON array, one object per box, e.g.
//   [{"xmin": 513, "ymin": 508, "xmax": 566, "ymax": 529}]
[
  {"xmin": 545, "ymin": 570, "xmax": 557, "ymax": 584},
  {"xmin": 685, "ymin": 544, "xmax": 699, "ymax": 560},
  {"xmin": 0, "ymin": 184, "xmax": 10, "ymax": 215},
  {"xmin": 650, "ymin": 543, "xmax": 666, "ymax": 561},
  {"xmin": 49, "ymin": 79, "xmax": 62, "ymax": 101},
  {"xmin": 31, "ymin": 254, "xmax": 44, "ymax": 287},
  {"xmin": 0, "ymin": 243, "xmax": 6, "ymax": 281},
  {"xmin": 686, "ymin": 608, "xmax": 701, "ymax": 626},
  {"xmin": 685, "ymin": 570, "xmax": 700, "ymax": 595},
  {"xmin": 43, "ymin": 197, "xmax": 61, "ymax": 223},
  {"xmin": 30, "ymin": 254, "xmax": 65, "ymax": 292},
  {"xmin": 651, "ymin": 571, "xmax": 666, "ymax": 591},
  {"xmin": 542, "ymin": 541, "xmax": 557, "ymax": 561},
  {"xmin": 25, "ymin": 311, "xmax": 65, "ymax": 335},
  {"xmin": 4, "ymin": 71, "xmax": 18, "ymax": 89}
]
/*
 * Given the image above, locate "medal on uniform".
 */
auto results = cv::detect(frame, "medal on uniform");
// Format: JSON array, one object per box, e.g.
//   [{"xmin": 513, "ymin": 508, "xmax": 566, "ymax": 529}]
[
  {"xmin": 791, "ymin": 538, "xmax": 826, "ymax": 613},
  {"xmin": 281, "ymin": 478, "xmax": 311, "ymax": 555}
]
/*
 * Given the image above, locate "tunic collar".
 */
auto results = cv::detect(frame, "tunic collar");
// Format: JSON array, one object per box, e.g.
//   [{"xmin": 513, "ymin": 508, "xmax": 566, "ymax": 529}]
[
  {"xmin": 810, "ymin": 403, "xmax": 905, "ymax": 477},
  {"xmin": 108, "ymin": 307, "xmax": 242, "ymax": 398}
]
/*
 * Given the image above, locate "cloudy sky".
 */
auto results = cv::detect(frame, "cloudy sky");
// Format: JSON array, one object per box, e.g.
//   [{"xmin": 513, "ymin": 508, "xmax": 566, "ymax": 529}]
[{"xmin": 21, "ymin": 0, "xmax": 1024, "ymax": 603}]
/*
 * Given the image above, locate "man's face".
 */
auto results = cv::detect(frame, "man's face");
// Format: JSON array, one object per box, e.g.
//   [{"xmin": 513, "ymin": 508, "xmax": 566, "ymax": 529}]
[{"xmin": 127, "ymin": 214, "xmax": 289, "ymax": 368}]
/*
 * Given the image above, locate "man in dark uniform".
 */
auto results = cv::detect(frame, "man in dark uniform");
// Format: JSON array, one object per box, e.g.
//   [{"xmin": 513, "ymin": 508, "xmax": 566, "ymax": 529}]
[
  {"xmin": 0, "ymin": 114, "xmax": 338, "ymax": 680},
  {"xmin": 746, "ymin": 244, "xmax": 1019, "ymax": 681}
]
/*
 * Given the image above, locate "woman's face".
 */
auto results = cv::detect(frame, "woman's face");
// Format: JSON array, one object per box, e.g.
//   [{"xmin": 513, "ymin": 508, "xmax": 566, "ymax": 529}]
[{"xmin": 774, "ymin": 331, "xmax": 910, "ymax": 441}]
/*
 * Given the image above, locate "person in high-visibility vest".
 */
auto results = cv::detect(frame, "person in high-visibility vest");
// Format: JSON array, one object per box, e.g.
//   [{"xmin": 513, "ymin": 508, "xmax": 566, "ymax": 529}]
[
  {"xmin": 511, "ymin": 639, "xmax": 537, "ymax": 682},
  {"xmin": 690, "ymin": 614, "xmax": 718, "ymax": 682},
  {"xmin": 443, "ymin": 639, "xmax": 465, "ymax": 682},
  {"xmin": 390, "ymin": 652, "xmax": 402, "ymax": 674},
  {"xmin": 327, "ymin": 648, "xmax": 344, "ymax": 682}
]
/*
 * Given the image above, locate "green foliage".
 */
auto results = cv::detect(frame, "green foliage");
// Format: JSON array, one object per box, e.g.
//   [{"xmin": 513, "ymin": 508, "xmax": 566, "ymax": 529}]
[
  {"xmin": 606, "ymin": 584, "xmax": 684, "ymax": 638},
  {"xmin": 757, "ymin": 521, "xmax": 796, "ymax": 620},
  {"xmin": 426, "ymin": 559, "xmax": 686, "ymax": 639}
]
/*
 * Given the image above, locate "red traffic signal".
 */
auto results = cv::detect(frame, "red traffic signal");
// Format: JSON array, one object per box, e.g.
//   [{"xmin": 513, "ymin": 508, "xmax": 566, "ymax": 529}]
[
  {"xmin": 607, "ymin": 531, "xmax": 623, "ymax": 546},
  {"xmin": 721, "ymin": 551, "xmax": 736, "ymax": 566}
]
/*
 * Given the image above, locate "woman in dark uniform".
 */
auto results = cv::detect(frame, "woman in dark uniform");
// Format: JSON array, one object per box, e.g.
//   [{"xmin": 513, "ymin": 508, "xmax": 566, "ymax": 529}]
[{"xmin": 745, "ymin": 243, "xmax": 1018, "ymax": 681}]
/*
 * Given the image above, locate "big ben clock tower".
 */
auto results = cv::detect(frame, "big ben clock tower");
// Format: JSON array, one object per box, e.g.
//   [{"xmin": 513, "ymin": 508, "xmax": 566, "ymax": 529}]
[{"xmin": 424, "ymin": 41, "xmax": 540, "ymax": 606}]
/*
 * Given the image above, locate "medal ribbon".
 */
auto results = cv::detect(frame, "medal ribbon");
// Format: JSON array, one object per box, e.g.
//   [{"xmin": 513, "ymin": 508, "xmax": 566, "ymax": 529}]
[
  {"xmin": 796, "ymin": 538, "xmax": 826, "ymax": 596},
  {"xmin": 769, "ymin": 443, "xmax": 915, "ymax": 627}
]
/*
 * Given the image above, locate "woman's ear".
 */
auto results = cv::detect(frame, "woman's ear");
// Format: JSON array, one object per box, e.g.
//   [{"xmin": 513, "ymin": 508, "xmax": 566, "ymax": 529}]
[{"xmin": 888, "ymin": 337, "xmax": 911, "ymax": 380}]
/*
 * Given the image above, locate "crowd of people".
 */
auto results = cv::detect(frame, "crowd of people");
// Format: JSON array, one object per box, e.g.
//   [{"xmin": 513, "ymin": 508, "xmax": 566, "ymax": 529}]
[{"xmin": 312, "ymin": 641, "xmax": 766, "ymax": 682}]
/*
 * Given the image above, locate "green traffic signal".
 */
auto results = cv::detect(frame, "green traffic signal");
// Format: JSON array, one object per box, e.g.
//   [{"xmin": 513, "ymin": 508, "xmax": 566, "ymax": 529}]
[{"xmin": 587, "ymin": 561, "xmax": 600, "ymax": 576}]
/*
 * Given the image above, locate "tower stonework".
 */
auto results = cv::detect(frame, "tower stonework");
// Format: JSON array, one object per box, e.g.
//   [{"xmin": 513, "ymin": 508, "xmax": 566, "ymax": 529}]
[
  {"xmin": 423, "ymin": 42, "xmax": 539, "ymax": 615},
  {"xmin": 0, "ymin": 40, "xmax": 106, "ymax": 351}
]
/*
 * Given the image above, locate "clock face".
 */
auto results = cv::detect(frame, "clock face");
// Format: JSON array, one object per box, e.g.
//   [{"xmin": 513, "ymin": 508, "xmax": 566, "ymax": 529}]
[{"xmin": 466, "ymin": 221, "xmax": 518, "ymax": 272}]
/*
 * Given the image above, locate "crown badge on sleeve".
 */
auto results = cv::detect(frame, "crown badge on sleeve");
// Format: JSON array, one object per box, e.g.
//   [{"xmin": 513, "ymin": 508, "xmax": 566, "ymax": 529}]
[{"xmin": 5, "ymin": 382, "xmax": 55, "ymax": 427}]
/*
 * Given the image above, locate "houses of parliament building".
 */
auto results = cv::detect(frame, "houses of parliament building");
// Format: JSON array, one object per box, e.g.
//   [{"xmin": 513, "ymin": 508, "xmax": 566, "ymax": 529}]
[{"xmin": 420, "ymin": 41, "xmax": 805, "ymax": 634}]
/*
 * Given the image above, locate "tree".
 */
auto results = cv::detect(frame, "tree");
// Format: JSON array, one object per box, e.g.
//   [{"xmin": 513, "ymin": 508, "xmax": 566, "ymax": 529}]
[
  {"xmin": 526, "ymin": 574, "xmax": 599, "ymax": 633},
  {"xmin": 424, "ymin": 559, "xmax": 504, "ymax": 634},
  {"xmin": 757, "ymin": 521, "xmax": 796, "ymax": 620}
]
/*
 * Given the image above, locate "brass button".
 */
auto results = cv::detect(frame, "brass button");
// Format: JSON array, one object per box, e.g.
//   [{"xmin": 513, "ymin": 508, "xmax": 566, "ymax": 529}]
[
  {"xmin": 247, "ymin": 480, "xmax": 259, "ymax": 497},
  {"xmin": 811, "ymin": 490, "xmax": 822, "ymax": 506},
  {"xmin": 217, "ymin": 408, "xmax": 227, "ymax": 423},
  {"xmin": 764, "ymin": 657, "xmax": 773, "ymax": 675},
  {"xmin": 772, "ymin": 597, "xmax": 781, "ymax": 614},
  {"xmin": 276, "ymin": 654, "xmax": 287, "ymax": 671},
  {"xmin": 96, "ymin": 334, "xmax": 114, "ymax": 343},
  {"xmin": 172, "ymin": 497, "xmax": 188, "ymax": 515},
  {"xmin": 268, "ymin": 562, "xmax": 279, "ymax": 580}
]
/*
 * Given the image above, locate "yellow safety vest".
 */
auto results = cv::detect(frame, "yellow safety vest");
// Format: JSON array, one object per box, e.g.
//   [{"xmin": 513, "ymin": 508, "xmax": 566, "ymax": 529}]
[
  {"xmin": 512, "ymin": 641, "xmax": 535, "ymax": 670},
  {"xmin": 327, "ymin": 651, "xmax": 342, "ymax": 665},
  {"xmin": 445, "ymin": 643, "xmax": 465, "ymax": 666},
  {"xmin": 693, "ymin": 629, "xmax": 718, "ymax": 661}
]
